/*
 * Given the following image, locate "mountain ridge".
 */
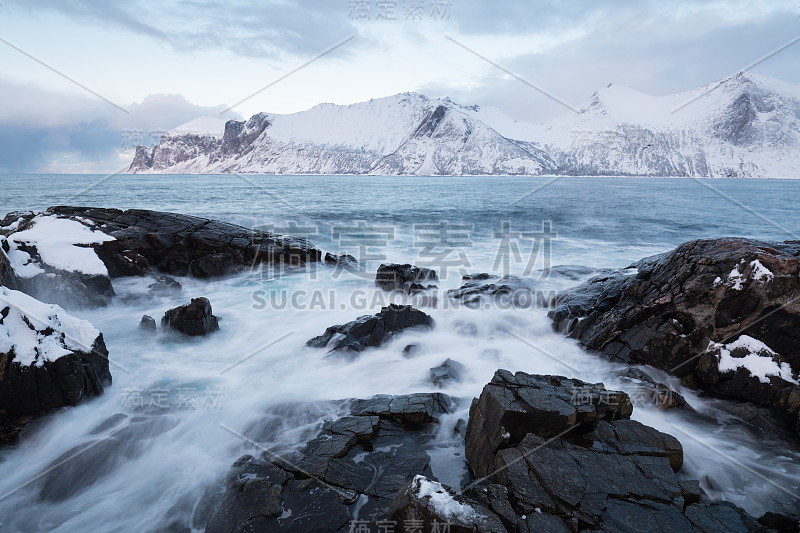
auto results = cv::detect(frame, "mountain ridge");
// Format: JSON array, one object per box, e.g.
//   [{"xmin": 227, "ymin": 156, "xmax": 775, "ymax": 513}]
[{"xmin": 129, "ymin": 73, "xmax": 800, "ymax": 178}]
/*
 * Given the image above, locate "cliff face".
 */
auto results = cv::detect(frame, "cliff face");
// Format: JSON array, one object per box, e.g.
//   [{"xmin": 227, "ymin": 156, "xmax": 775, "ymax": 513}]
[{"xmin": 129, "ymin": 73, "xmax": 800, "ymax": 178}]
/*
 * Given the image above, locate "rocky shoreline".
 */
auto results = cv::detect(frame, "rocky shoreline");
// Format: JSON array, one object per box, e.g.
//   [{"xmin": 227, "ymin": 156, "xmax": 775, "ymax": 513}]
[{"xmin": 1, "ymin": 208, "xmax": 799, "ymax": 530}]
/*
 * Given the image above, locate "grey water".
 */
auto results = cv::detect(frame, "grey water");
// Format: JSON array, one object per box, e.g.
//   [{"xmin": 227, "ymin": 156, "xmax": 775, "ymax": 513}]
[{"xmin": 0, "ymin": 174, "xmax": 799, "ymax": 531}]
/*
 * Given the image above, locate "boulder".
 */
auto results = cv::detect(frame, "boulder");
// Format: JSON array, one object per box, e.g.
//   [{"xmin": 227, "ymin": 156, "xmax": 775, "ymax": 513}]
[
  {"xmin": 464, "ymin": 370, "xmax": 759, "ymax": 532},
  {"xmin": 161, "ymin": 297, "xmax": 219, "ymax": 336},
  {"xmin": 44, "ymin": 206, "xmax": 322, "ymax": 278},
  {"xmin": 0, "ymin": 287, "xmax": 111, "ymax": 444},
  {"xmin": 139, "ymin": 315, "xmax": 157, "ymax": 332},
  {"xmin": 0, "ymin": 214, "xmax": 115, "ymax": 308},
  {"xmin": 376, "ymin": 263, "xmax": 438, "ymax": 294},
  {"xmin": 148, "ymin": 275, "xmax": 182, "ymax": 296},
  {"xmin": 549, "ymin": 238, "xmax": 800, "ymax": 435},
  {"xmin": 324, "ymin": 252, "xmax": 358, "ymax": 272},
  {"xmin": 206, "ymin": 392, "xmax": 453, "ymax": 533},
  {"xmin": 430, "ymin": 358, "xmax": 466, "ymax": 388},
  {"xmin": 306, "ymin": 304, "xmax": 433, "ymax": 355},
  {"xmin": 465, "ymin": 370, "xmax": 634, "ymax": 478},
  {"xmin": 447, "ymin": 274, "xmax": 550, "ymax": 309}
]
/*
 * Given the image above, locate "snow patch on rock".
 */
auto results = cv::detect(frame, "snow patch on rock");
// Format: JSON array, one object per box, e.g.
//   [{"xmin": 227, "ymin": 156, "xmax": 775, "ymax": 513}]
[
  {"xmin": 412, "ymin": 475, "xmax": 477, "ymax": 521},
  {"xmin": 708, "ymin": 335, "xmax": 797, "ymax": 385},
  {"xmin": 6, "ymin": 215, "xmax": 115, "ymax": 278},
  {"xmin": 0, "ymin": 286, "xmax": 101, "ymax": 367}
]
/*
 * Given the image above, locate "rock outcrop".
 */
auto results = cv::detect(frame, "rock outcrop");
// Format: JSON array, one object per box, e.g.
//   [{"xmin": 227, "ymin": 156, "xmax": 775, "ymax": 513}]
[
  {"xmin": 550, "ymin": 238, "xmax": 800, "ymax": 434},
  {"xmin": 376, "ymin": 264, "xmax": 438, "ymax": 294},
  {"xmin": 464, "ymin": 371, "xmax": 760, "ymax": 532},
  {"xmin": 1, "ymin": 213, "xmax": 115, "ymax": 308},
  {"xmin": 161, "ymin": 297, "xmax": 219, "ymax": 336},
  {"xmin": 42, "ymin": 206, "xmax": 322, "ymax": 279},
  {"xmin": 0, "ymin": 287, "xmax": 111, "ymax": 444},
  {"xmin": 205, "ymin": 392, "xmax": 453, "ymax": 532},
  {"xmin": 307, "ymin": 305, "xmax": 434, "ymax": 355}
]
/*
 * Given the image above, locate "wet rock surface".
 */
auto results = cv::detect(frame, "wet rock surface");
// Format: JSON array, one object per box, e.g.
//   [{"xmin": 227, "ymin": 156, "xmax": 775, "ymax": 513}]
[
  {"xmin": 464, "ymin": 371, "xmax": 761, "ymax": 532},
  {"xmin": 45, "ymin": 206, "xmax": 322, "ymax": 278},
  {"xmin": 429, "ymin": 358, "xmax": 466, "ymax": 388},
  {"xmin": 161, "ymin": 297, "xmax": 219, "ymax": 336},
  {"xmin": 205, "ymin": 392, "xmax": 453, "ymax": 533},
  {"xmin": 206, "ymin": 371, "xmax": 781, "ymax": 532},
  {"xmin": 549, "ymin": 238, "xmax": 800, "ymax": 434},
  {"xmin": 307, "ymin": 304, "xmax": 434, "ymax": 355},
  {"xmin": 376, "ymin": 264, "xmax": 438, "ymax": 294}
]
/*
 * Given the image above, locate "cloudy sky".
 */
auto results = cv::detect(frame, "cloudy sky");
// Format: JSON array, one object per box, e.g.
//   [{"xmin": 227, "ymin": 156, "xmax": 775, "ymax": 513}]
[{"xmin": 0, "ymin": 0, "xmax": 798, "ymax": 173}]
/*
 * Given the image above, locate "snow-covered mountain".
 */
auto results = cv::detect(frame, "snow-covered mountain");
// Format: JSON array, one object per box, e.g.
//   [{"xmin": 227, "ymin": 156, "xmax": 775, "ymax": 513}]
[{"xmin": 129, "ymin": 73, "xmax": 800, "ymax": 178}]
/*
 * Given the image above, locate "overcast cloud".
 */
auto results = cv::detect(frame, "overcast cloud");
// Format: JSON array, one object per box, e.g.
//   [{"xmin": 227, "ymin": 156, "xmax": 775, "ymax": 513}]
[{"xmin": 0, "ymin": 0, "xmax": 798, "ymax": 172}]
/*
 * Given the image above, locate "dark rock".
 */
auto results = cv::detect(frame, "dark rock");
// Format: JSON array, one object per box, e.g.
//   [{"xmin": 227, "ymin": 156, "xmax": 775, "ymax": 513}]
[
  {"xmin": 324, "ymin": 252, "xmax": 358, "ymax": 271},
  {"xmin": 350, "ymin": 392, "xmax": 451, "ymax": 424},
  {"xmin": 161, "ymin": 297, "xmax": 219, "ymax": 336},
  {"xmin": 430, "ymin": 358, "xmax": 466, "ymax": 388},
  {"xmin": 549, "ymin": 238, "xmax": 800, "ymax": 435},
  {"xmin": 758, "ymin": 511, "xmax": 799, "ymax": 532},
  {"xmin": 306, "ymin": 304, "xmax": 433, "ymax": 355},
  {"xmin": 465, "ymin": 370, "xmax": 633, "ymax": 478},
  {"xmin": 0, "ymin": 290, "xmax": 112, "ymax": 443},
  {"xmin": 139, "ymin": 315, "xmax": 157, "ymax": 332},
  {"xmin": 464, "ymin": 370, "xmax": 759, "ymax": 532},
  {"xmin": 402, "ymin": 343, "xmax": 421, "ymax": 358},
  {"xmin": 206, "ymin": 392, "xmax": 453, "ymax": 532},
  {"xmin": 447, "ymin": 273, "xmax": 555, "ymax": 309},
  {"xmin": 45, "ymin": 206, "xmax": 322, "ymax": 279},
  {"xmin": 376, "ymin": 263, "xmax": 438, "ymax": 294},
  {"xmin": 148, "ymin": 275, "xmax": 182, "ymax": 296},
  {"xmin": 388, "ymin": 475, "xmax": 508, "ymax": 532},
  {"xmin": 0, "ymin": 239, "xmax": 17, "ymax": 290}
]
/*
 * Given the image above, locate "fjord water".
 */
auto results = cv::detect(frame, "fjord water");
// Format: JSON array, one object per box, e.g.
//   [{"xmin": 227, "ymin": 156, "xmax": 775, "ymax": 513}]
[{"xmin": 1, "ymin": 175, "xmax": 799, "ymax": 531}]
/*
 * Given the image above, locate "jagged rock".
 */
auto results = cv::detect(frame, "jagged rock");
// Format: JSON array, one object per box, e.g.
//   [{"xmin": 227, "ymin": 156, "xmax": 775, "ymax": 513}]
[
  {"xmin": 376, "ymin": 264, "xmax": 438, "ymax": 294},
  {"xmin": 148, "ymin": 275, "xmax": 182, "ymax": 296},
  {"xmin": 430, "ymin": 358, "xmax": 466, "ymax": 388},
  {"xmin": 388, "ymin": 475, "xmax": 508, "ymax": 532},
  {"xmin": 44, "ymin": 206, "xmax": 322, "ymax": 279},
  {"xmin": 0, "ymin": 287, "xmax": 111, "ymax": 443},
  {"xmin": 161, "ymin": 297, "xmax": 219, "ymax": 336},
  {"xmin": 324, "ymin": 252, "xmax": 358, "ymax": 271},
  {"xmin": 464, "ymin": 370, "xmax": 759, "ymax": 532},
  {"xmin": 549, "ymin": 238, "xmax": 800, "ymax": 435},
  {"xmin": 447, "ymin": 274, "xmax": 547, "ymax": 309},
  {"xmin": 139, "ymin": 315, "xmax": 157, "ymax": 332},
  {"xmin": 205, "ymin": 392, "xmax": 453, "ymax": 532},
  {"xmin": 306, "ymin": 304, "xmax": 433, "ymax": 355},
  {"xmin": 617, "ymin": 368, "xmax": 694, "ymax": 411},
  {"xmin": 465, "ymin": 370, "xmax": 633, "ymax": 478}
]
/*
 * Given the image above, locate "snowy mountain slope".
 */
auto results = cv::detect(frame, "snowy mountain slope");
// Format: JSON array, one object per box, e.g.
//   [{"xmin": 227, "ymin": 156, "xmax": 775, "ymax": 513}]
[
  {"xmin": 130, "ymin": 93, "xmax": 553, "ymax": 175},
  {"xmin": 129, "ymin": 73, "xmax": 800, "ymax": 177}
]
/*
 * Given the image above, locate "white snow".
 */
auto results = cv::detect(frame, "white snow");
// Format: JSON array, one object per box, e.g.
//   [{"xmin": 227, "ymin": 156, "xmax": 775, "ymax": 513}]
[
  {"xmin": 709, "ymin": 336, "xmax": 797, "ymax": 385},
  {"xmin": 727, "ymin": 262, "xmax": 746, "ymax": 290},
  {"xmin": 0, "ymin": 287, "xmax": 101, "ymax": 367},
  {"xmin": 413, "ymin": 475, "xmax": 477, "ymax": 521},
  {"xmin": 130, "ymin": 72, "xmax": 800, "ymax": 178},
  {"xmin": 6, "ymin": 215, "xmax": 115, "ymax": 277},
  {"xmin": 724, "ymin": 258, "xmax": 774, "ymax": 290},
  {"xmin": 749, "ymin": 259, "xmax": 774, "ymax": 282}
]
